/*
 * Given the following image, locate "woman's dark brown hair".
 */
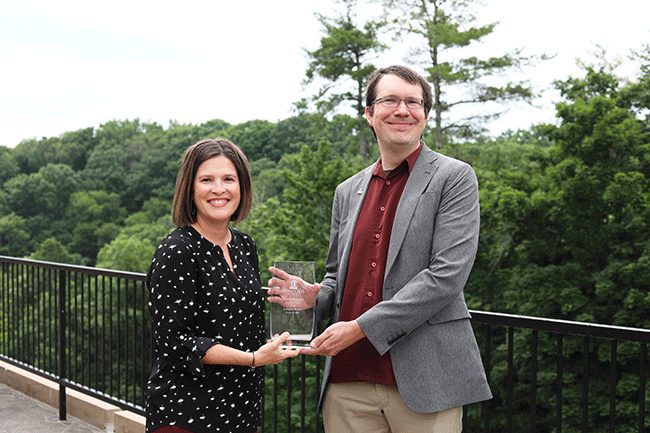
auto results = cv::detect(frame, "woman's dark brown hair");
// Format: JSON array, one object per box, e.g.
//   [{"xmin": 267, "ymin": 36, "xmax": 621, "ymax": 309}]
[{"xmin": 171, "ymin": 138, "xmax": 253, "ymax": 227}]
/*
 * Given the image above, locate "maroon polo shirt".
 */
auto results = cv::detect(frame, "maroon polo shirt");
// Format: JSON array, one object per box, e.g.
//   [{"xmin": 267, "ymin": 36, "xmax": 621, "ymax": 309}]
[{"xmin": 329, "ymin": 143, "xmax": 423, "ymax": 387}]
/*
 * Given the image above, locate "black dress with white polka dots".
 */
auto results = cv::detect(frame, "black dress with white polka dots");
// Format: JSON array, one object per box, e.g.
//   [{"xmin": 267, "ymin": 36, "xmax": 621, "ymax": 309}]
[{"xmin": 145, "ymin": 225, "xmax": 265, "ymax": 433}]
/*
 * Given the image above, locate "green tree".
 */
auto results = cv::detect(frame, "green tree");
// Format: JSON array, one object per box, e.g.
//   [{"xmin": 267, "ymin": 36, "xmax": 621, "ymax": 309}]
[
  {"xmin": 0, "ymin": 190, "xmax": 7, "ymax": 215},
  {"xmin": 546, "ymin": 64, "xmax": 650, "ymax": 328},
  {"xmin": 54, "ymin": 127, "xmax": 98, "ymax": 171},
  {"xmin": 125, "ymin": 197, "xmax": 172, "ymax": 227},
  {"xmin": 81, "ymin": 119, "xmax": 166, "ymax": 210},
  {"xmin": 4, "ymin": 163, "xmax": 78, "ymax": 220},
  {"xmin": 189, "ymin": 118, "xmax": 231, "ymax": 140},
  {"xmin": 250, "ymin": 157, "xmax": 284, "ymax": 203},
  {"xmin": 96, "ymin": 234, "xmax": 157, "ymax": 273},
  {"xmin": 242, "ymin": 140, "xmax": 364, "ymax": 282},
  {"xmin": 0, "ymin": 213, "xmax": 31, "ymax": 256},
  {"xmin": 447, "ymin": 133, "xmax": 551, "ymax": 311},
  {"xmin": 122, "ymin": 126, "xmax": 184, "ymax": 211},
  {"xmin": 0, "ymin": 146, "xmax": 19, "ymax": 184},
  {"xmin": 10, "ymin": 127, "xmax": 97, "ymax": 174},
  {"xmin": 383, "ymin": 0, "xmax": 541, "ymax": 148},
  {"xmin": 96, "ymin": 198, "xmax": 173, "ymax": 273},
  {"xmin": 64, "ymin": 191, "xmax": 127, "ymax": 261},
  {"xmin": 305, "ymin": 0, "xmax": 386, "ymax": 159},
  {"xmin": 12, "ymin": 137, "xmax": 58, "ymax": 174},
  {"xmin": 29, "ymin": 237, "xmax": 83, "ymax": 264},
  {"xmin": 81, "ymin": 145, "xmax": 129, "ymax": 195},
  {"xmin": 464, "ymin": 61, "xmax": 649, "ymax": 432},
  {"xmin": 271, "ymin": 113, "xmax": 335, "ymax": 156},
  {"xmin": 225, "ymin": 119, "xmax": 278, "ymax": 161}
]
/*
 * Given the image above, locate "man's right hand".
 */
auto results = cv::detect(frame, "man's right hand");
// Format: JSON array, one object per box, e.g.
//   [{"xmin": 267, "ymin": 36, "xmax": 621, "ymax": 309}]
[{"xmin": 265, "ymin": 266, "xmax": 320, "ymax": 310}]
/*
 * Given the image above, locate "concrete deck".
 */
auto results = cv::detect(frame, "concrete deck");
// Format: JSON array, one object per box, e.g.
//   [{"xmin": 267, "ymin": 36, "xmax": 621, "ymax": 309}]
[
  {"xmin": 0, "ymin": 360, "xmax": 145, "ymax": 433},
  {"xmin": 0, "ymin": 382, "xmax": 104, "ymax": 433}
]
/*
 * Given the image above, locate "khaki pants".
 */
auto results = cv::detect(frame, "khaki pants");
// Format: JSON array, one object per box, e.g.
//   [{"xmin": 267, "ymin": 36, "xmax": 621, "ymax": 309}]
[{"xmin": 323, "ymin": 382, "xmax": 462, "ymax": 433}]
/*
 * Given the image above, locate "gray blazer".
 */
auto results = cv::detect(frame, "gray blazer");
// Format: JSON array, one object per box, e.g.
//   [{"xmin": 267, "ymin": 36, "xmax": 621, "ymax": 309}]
[{"xmin": 315, "ymin": 145, "xmax": 492, "ymax": 413}]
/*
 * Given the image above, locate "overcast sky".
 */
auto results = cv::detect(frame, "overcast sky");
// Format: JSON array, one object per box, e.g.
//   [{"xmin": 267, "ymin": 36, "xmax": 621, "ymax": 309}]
[{"xmin": 1, "ymin": 0, "xmax": 648, "ymax": 148}]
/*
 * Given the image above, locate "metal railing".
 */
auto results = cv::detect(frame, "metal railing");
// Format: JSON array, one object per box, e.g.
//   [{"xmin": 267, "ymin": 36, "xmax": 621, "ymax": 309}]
[
  {"xmin": 0, "ymin": 255, "xmax": 149, "ymax": 420},
  {"xmin": 1, "ymin": 255, "xmax": 648, "ymax": 432},
  {"xmin": 470, "ymin": 311, "xmax": 649, "ymax": 433}
]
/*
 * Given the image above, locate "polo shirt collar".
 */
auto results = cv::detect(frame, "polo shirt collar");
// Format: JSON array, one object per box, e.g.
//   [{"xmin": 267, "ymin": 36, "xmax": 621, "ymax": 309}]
[{"xmin": 372, "ymin": 141, "xmax": 424, "ymax": 178}]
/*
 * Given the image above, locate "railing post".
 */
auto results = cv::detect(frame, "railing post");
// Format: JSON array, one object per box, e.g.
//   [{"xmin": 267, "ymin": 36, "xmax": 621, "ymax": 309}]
[
  {"xmin": 609, "ymin": 339, "xmax": 617, "ymax": 433},
  {"xmin": 58, "ymin": 269, "xmax": 67, "ymax": 420},
  {"xmin": 483, "ymin": 323, "xmax": 492, "ymax": 432},
  {"xmin": 640, "ymin": 343, "xmax": 647, "ymax": 433},
  {"xmin": 556, "ymin": 333, "xmax": 563, "ymax": 433},
  {"xmin": 582, "ymin": 337, "xmax": 590, "ymax": 433},
  {"xmin": 507, "ymin": 326, "xmax": 514, "ymax": 433},
  {"xmin": 530, "ymin": 330, "xmax": 538, "ymax": 433}
]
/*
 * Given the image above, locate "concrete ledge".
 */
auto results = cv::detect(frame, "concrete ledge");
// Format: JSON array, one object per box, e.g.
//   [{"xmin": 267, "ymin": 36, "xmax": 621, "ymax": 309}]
[
  {"xmin": 67, "ymin": 388, "xmax": 120, "ymax": 431},
  {"xmin": 0, "ymin": 360, "xmax": 58, "ymax": 407},
  {"xmin": 0, "ymin": 360, "xmax": 145, "ymax": 433},
  {"xmin": 114, "ymin": 410, "xmax": 146, "ymax": 433}
]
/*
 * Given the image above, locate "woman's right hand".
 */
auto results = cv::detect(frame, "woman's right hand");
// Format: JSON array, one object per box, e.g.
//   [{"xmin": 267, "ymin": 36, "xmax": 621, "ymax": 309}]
[{"xmin": 254, "ymin": 332, "xmax": 302, "ymax": 366}]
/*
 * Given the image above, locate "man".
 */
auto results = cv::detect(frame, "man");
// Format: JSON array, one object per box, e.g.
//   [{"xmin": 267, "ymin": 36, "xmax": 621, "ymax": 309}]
[{"xmin": 270, "ymin": 65, "xmax": 492, "ymax": 433}]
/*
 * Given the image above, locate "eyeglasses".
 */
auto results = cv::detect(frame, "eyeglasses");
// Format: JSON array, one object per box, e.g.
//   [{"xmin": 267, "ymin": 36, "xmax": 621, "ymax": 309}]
[{"xmin": 371, "ymin": 96, "xmax": 425, "ymax": 110}]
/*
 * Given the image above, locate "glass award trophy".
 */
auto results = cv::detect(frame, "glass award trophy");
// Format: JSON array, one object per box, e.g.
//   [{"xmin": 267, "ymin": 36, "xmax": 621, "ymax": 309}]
[{"xmin": 267, "ymin": 260, "xmax": 316, "ymax": 348}]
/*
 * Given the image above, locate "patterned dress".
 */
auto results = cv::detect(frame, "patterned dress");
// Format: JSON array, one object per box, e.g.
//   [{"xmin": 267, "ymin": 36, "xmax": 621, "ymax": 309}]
[{"xmin": 145, "ymin": 226, "xmax": 265, "ymax": 433}]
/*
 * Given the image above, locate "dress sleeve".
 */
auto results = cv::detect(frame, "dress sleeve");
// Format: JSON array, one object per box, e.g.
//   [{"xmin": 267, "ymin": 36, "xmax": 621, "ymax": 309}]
[{"xmin": 147, "ymin": 236, "xmax": 219, "ymax": 378}]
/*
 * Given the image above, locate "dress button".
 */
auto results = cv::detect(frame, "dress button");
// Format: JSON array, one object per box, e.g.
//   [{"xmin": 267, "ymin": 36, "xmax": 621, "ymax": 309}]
[
  {"xmin": 374, "ymin": 234, "xmax": 380, "ymax": 239},
  {"xmin": 386, "ymin": 180, "xmax": 391, "ymax": 185},
  {"xmin": 367, "ymin": 291, "xmax": 373, "ymax": 297},
  {"xmin": 380, "ymin": 206, "xmax": 385, "ymax": 211},
  {"xmin": 371, "ymin": 262, "xmax": 377, "ymax": 268}
]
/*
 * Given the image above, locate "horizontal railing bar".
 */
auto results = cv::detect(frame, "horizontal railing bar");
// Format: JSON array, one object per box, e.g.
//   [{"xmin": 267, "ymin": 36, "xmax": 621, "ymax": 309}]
[
  {"xmin": 470, "ymin": 310, "xmax": 650, "ymax": 343},
  {"xmin": 0, "ymin": 256, "xmax": 145, "ymax": 280},
  {"xmin": 0, "ymin": 355, "xmax": 59, "ymax": 382}
]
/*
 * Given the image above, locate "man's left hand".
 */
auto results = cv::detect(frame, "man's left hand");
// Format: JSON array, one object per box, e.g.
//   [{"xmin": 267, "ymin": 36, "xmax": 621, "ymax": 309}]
[{"xmin": 302, "ymin": 320, "xmax": 365, "ymax": 356}]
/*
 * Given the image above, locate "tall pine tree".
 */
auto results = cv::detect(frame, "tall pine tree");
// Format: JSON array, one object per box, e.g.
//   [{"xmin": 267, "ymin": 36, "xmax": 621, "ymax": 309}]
[
  {"xmin": 304, "ymin": 0, "xmax": 386, "ymax": 159},
  {"xmin": 383, "ymin": 0, "xmax": 543, "ymax": 148}
]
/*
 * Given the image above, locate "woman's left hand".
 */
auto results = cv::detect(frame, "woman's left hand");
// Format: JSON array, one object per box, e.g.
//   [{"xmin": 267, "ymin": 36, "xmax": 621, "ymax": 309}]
[{"xmin": 254, "ymin": 332, "xmax": 303, "ymax": 366}]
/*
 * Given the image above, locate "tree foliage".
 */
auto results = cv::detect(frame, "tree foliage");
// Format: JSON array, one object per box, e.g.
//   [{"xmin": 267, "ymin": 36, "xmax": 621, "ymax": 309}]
[
  {"xmin": 375, "ymin": 0, "xmax": 542, "ymax": 148},
  {"xmin": 446, "ymin": 60, "xmax": 648, "ymax": 432},
  {"xmin": 304, "ymin": 0, "xmax": 386, "ymax": 159},
  {"xmin": 241, "ymin": 140, "xmax": 365, "ymax": 282},
  {"xmin": 0, "ymin": 48, "xmax": 649, "ymax": 432}
]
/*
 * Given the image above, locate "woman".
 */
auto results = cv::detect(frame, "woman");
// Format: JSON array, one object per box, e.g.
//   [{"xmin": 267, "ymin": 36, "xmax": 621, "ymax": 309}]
[{"xmin": 145, "ymin": 138, "xmax": 300, "ymax": 433}]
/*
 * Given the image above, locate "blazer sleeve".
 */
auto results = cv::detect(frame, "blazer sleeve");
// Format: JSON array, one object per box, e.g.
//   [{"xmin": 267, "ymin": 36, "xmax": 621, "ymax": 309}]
[{"xmin": 358, "ymin": 162, "xmax": 480, "ymax": 355}]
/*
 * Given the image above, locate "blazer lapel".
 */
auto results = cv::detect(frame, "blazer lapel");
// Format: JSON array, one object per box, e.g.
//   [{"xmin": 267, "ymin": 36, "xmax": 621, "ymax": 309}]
[
  {"xmin": 338, "ymin": 167, "xmax": 373, "ymax": 290},
  {"xmin": 385, "ymin": 148, "xmax": 439, "ymax": 278}
]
